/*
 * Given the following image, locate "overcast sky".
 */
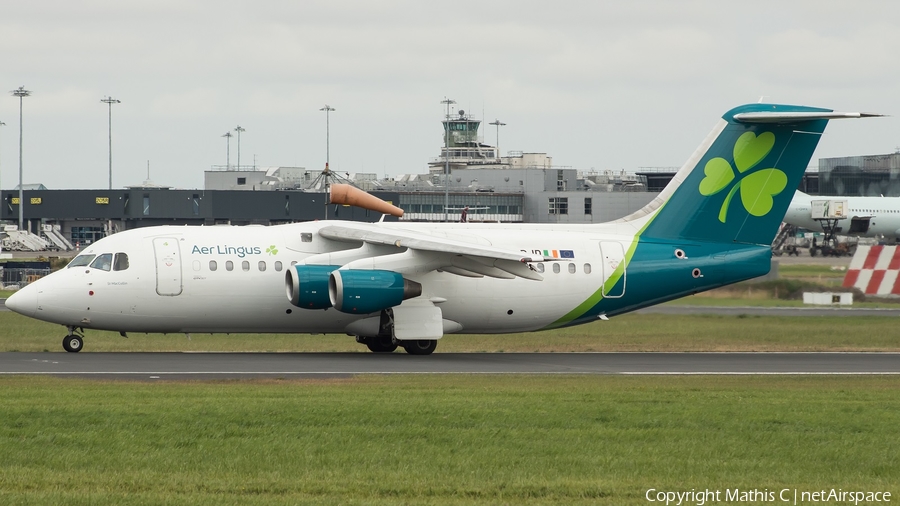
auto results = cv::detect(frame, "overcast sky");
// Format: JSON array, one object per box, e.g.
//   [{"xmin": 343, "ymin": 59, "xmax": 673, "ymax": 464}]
[{"xmin": 1, "ymin": 1, "xmax": 898, "ymax": 190}]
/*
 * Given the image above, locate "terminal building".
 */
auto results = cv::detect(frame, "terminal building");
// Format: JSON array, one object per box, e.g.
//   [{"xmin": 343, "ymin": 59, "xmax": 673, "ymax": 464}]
[{"xmin": 816, "ymin": 152, "xmax": 900, "ymax": 196}]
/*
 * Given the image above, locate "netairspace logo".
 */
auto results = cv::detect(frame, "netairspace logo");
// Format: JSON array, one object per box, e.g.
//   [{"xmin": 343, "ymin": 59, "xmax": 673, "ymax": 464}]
[{"xmin": 645, "ymin": 487, "xmax": 892, "ymax": 505}]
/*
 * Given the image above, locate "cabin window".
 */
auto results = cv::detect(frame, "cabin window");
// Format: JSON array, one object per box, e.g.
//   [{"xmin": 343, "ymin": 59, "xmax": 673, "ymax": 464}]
[
  {"xmin": 68, "ymin": 254, "xmax": 96, "ymax": 268},
  {"xmin": 226, "ymin": 260, "xmax": 234, "ymax": 271},
  {"xmin": 584, "ymin": 263, "xmax": 592, "ymax": 274},
  {"xmin": 568, "ymin": 263, "xmax": 576, "ymax": 274},
  {"xmin": 90, "ymin": 253, "xmax": 113, "ymax": 271},
  {"xmin": 242, "ymin": 260, "xmax": 250, "ymax": 272},
  {"xmin": 209, "ymin": 260, "xmax": 217, "ymax": 271},
  {"xmin": 552, "ymin": 263, "xmax": 561, "ymax": 274},
  {"xmin": 192, "ymin": 260, "xmax": 201, "ymax": 272},
  {"xmin": 113, "ymin": 253, "xmax": 130, "ymax": 271},
  {"xmin": 258, "ymin": 261, "xmax": 267, "ymax": 272},
  {"xmin": 535, "ymin": 263, "xmax": 544, "ymax": 273},
  {"xmin": 274, "ymin": 261, "xmax": 283, "ymax": 272}
]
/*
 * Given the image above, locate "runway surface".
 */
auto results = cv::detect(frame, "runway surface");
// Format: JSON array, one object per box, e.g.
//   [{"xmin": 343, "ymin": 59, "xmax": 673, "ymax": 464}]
[{"xmin": 1, "ymin": 352, "xmax": 898, "ymax": 379}]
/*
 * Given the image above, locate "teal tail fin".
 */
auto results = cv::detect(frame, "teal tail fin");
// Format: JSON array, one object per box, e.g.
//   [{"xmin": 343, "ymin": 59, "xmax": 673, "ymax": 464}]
[{"xmin": 635, "ymin": 104, "xmax": 869, "ymax": 246}]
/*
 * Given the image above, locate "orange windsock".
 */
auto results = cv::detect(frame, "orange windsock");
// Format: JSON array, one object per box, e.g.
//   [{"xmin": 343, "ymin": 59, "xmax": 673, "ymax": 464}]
[{"xmin": 329, "ymin": 184, "xmax": 404, "ymax": 217}]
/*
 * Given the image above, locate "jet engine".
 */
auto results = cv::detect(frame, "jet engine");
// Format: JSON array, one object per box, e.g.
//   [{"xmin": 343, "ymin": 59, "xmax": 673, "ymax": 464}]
[
  {"xmin": 329, "ymin": 269, "xmax": 422, "ymax": 314},
  {"xmin": 286, "ymin": 265, "xmax": 341, "ymax": 309}
]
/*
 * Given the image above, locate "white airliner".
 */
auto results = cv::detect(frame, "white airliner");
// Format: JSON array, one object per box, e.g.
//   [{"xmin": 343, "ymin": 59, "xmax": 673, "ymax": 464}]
[
  {"xmin": 6, "ymin": 104, "xmax": 878, "ymax": 354},
  {"xmin": 784, "ymin": 191, "xmax": 900, "ymax": 240}
]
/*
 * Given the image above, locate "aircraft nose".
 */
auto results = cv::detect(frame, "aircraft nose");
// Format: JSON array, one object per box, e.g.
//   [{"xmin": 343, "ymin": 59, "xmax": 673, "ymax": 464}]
[{"xmin": 5, "ymin": 285, "xmax": 37, "ymax": 318}]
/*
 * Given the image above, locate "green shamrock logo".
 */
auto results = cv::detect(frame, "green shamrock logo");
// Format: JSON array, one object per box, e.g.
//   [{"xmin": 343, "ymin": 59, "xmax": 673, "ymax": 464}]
[
  {"xmin": 265, "ymin": 245, "xmax": 278, "ymax": 255},
  {"xmin": 698, "ymin": 131, "xmax": 787, "ymax": 223}
]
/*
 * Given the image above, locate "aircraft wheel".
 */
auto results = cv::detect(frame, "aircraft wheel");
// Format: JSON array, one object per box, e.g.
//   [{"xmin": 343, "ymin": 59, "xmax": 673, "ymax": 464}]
[
  {"xmin": 62, "ymin": 335, "xmax": 84, "ymax": 353},
  {"xmin": 402, "ymin": 340, "xmax": 437, "ymax": 356},
  {"xmin": 366, "ymin": 336, "xmax": 398, "ymax": 353}
]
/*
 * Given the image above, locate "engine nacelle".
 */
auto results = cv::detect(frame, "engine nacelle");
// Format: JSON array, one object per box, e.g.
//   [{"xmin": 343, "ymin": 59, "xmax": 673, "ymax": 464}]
[
  {"xmin": 329, "ymin": 269, "xmax": 422, "ymax": 314},
  {"xmin": 286, "ymin": 265, "xmax": 340, "ymax": 309}
]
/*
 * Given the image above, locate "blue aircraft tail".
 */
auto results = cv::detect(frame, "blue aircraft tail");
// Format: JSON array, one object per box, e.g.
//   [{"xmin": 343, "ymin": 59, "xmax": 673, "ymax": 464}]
[{"xmin": 635, "ymin": 104, "xmax": 845, "ymax": 246}]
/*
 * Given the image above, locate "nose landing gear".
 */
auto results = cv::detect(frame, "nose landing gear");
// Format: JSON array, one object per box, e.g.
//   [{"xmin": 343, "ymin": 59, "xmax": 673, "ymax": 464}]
[{"xmin": 62, "ymin": 327, "xmax": 84, "ymax": 353}]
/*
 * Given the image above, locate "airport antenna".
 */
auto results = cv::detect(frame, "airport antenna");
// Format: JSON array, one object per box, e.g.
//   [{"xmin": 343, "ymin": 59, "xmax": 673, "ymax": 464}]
[
  {"xmin": 11, "ymin": 86, "xmax": 31, "ymax": 231},
  {"xmin": 441, "ymin": 97, "xmax": 456, "ymax": 222},
  {"xmin": 101, "ymin": 96, "xmax": 120, "ymax": 190}
]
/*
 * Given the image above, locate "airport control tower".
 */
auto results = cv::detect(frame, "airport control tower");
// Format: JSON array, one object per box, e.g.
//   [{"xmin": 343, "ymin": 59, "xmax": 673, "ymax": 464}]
[{"xmin": 428, "ymin": 110, "xmax": 501, "ymax": 174}]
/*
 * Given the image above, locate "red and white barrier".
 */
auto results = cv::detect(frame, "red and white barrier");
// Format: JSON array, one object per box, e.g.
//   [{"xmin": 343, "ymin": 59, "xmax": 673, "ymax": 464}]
[{"xmin": 842, "ymin": 245, "xmax": 900, "ymax": 296}]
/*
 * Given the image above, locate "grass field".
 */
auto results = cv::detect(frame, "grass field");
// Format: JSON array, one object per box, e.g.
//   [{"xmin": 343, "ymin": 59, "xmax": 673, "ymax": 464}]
[{"xmin": 0, "ymin": 375, "xmax": 897, "ymax": 505}]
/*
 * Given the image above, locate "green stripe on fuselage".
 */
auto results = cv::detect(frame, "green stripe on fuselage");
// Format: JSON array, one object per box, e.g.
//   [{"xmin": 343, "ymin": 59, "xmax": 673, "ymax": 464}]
[{"xmin": 542, "ymin": 203, "xmax": 664, "ymax": 330}]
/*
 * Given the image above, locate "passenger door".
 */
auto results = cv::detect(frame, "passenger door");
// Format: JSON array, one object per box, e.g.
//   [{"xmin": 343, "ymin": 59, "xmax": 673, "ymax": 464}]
[
  {"xmin": 599, "ymin": 241, "xmax": 626, "ymax": 298},
  {"xmin": 153, "ymin": 237, "xmax": 183, "ymax": 296}
]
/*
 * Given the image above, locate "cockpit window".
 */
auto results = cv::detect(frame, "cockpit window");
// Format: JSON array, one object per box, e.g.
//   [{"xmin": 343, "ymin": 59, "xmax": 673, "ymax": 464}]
[
  {"xmin": 90, "ymin": 253, "xmax": 113, "ymax": 271},
  {"xmin": 113, "ymin": 253, "xmax": 129, "ymax": 271},
  {"xmin": 68, "ymin": 254, "xmax": 96, "ymax": 268}
]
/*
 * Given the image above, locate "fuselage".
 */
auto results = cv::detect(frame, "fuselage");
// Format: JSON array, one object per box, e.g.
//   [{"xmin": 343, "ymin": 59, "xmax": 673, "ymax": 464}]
[{"xmin": 7, "ymin": 220, "xmax": 770, "ymax": 336}]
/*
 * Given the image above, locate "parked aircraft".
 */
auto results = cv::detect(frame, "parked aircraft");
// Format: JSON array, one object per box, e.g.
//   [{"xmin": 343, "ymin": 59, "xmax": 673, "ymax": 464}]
[
  {"xmin": 784, "ymin": 191, "xmax": 900, "ymax": 240},
  {"xmin": 5, "ymin": 104, "xmax": 878, "ymax": 354}
]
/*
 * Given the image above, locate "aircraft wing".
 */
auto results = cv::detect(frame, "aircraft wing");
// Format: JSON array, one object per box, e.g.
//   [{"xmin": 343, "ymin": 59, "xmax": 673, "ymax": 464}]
[{"xmin": 316, "ymin": 224, "xmax": 545, "ymax": 280}]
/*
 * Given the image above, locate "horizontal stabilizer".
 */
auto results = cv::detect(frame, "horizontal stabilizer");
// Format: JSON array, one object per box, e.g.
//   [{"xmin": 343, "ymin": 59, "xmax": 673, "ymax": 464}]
[{"xmin": 733, "ymin": 111, "xmax": 884, "ymax": 123}]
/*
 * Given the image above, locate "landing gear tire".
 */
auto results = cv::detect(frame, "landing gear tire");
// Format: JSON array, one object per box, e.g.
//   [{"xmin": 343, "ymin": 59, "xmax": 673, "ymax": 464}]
[
  {"xmin": 366, "ymin": 336, "xmax": 398, "ymax": 353},
  {"xmin": 402, "ymin": 340, "xmax": 437, "ymax": 356},
  {"xmin": 62, "ymin": 335, "xmax": 84, "ymax": 353}
]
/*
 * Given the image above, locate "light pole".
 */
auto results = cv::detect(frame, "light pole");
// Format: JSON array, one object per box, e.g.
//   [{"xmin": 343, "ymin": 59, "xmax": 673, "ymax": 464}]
[
  {"xmin": 319, "ymin": 105, "xmax": 335, "ymax": 173},
  {"xmin": 222, "ymin": 131, "xmax": 232, "ymax": 170},
  {"xmin": 11, "ymin": 86, "xmax": 30, "ymax": 231},
  {"xmin": 0, "ymin": 120, "xmax": 5, "ymax": 195},
  {"xmin": 101, "ymin": 96, "xmax": 120, "ymax": 190},
  {"xmin": 319, "ymin": 105, "xmax": 335, "ymax": 220},
  {"xmin": 234, "ymin": 125, "xmax": 245, "ymax": 170},
  {"xmin": 489, "ymin": 119, "xmax": 506, "ymax": 160},
  {"xmin": 441, "ymin": 97, "xmax": 455, "ymax": 222}
]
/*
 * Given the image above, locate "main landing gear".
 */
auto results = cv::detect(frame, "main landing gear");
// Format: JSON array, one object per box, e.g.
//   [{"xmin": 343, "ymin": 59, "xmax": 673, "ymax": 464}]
[
  {"xmin": 363, "ymin": 336, "xmax": 398, "ymax": 353},
  {"xmin": 353, "ymin": 308, "xmax": 439, "ymax": 355},
  {"xmin": 62, "ymin": 327, "xmax": 84, "ymax": 353},
  {"xmin": 355, "ymin": 336, "xmax": 438, "ymax": 355},
  {"xmin": 402, "ymin": 340, "xmax": 438, "ymax": 356}
]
